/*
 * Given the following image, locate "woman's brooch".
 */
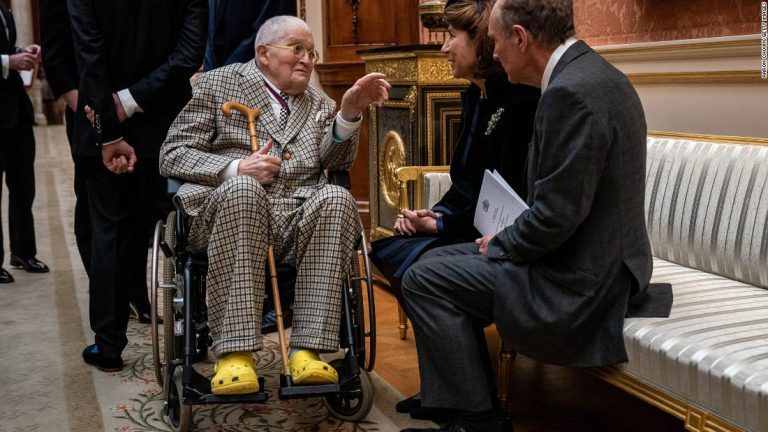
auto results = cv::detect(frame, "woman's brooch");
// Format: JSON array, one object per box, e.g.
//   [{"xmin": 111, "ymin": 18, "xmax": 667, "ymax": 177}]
[{"xmin": 484, "ymin": 107, "xmax": 505, "ymax": 136}]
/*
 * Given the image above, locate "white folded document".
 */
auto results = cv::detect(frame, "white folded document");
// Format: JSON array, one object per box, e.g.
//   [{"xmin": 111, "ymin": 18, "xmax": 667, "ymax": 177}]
[
  {"xmin": 473, "ymin": 169, "xmax": 529, "ymax": 236},
  {"xmin": 20, "ymin": 69, "xmax": 33, "ymax": 87}
]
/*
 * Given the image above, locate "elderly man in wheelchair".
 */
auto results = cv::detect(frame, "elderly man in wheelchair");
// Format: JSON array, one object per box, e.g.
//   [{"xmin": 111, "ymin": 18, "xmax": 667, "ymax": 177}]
[{"xmin": 159, "ymin": 15, "xmax": 389, "ymax": 396}]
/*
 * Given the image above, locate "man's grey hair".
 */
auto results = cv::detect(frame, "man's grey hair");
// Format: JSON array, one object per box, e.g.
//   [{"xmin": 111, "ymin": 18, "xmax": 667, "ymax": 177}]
[
  {"xmin": 254, "ymin": 15, "xmax": 311, "ymax": 46},
  {"xmin": 495, "ymin": 0, "xmax": 575, "ymax": 48}
]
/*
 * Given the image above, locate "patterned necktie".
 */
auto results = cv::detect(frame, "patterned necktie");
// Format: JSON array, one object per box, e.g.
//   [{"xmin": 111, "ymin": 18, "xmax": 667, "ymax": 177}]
[{"xmin": 278, "ymin": 91, "xmax": 289, "ymax": 128}]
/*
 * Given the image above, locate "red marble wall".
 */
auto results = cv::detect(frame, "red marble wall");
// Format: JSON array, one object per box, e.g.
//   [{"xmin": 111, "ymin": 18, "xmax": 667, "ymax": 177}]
[{"xmin": 575, "ymin": 0, "xmax": 761, "ymax": 46}]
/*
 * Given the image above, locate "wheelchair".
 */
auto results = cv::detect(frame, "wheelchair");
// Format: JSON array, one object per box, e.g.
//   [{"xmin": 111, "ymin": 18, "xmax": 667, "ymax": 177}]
[{"xmin": 148, "ymin": 173, "xmax": 377, "ymax": 432}]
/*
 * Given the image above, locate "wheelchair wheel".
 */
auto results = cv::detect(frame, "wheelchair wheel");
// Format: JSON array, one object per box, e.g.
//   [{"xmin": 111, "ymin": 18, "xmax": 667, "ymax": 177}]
[
  {"xmin": 167, "ymin": 367, "xmax": 192, "ymax": 432},
  {"xmin": 162, "ymin": 213, "xmax": 178, "ymax": 374},
  {"xmin": 151, "ymin": 213, "xmax": 180, "ymax": 387},
  {"xmin": 353, "ymin": 230, "xmax": 376, "ymax": 372},
  {"xmin": 323, "ymin": 359, "xmax": 374, "ymax": 422}
]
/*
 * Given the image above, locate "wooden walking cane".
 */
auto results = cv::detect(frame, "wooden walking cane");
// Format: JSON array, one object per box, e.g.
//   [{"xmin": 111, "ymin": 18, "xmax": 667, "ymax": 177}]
[
  {"xmin": 221, "ymin": 101, "xmax": 292, "ymax": 378},
  {"xmin": 222, "ymin": 101, "xmax": 261, "ymax": 151}
]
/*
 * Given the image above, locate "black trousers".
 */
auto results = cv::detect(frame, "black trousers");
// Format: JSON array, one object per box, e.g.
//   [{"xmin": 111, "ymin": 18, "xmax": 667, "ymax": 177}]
[
  {"xmin": 82, "ymin": 154, "xmax": 170, "ymax": 357},
  {"xmin": 0, "ymin": 120, "xmax": 38, "ymax": 265}
]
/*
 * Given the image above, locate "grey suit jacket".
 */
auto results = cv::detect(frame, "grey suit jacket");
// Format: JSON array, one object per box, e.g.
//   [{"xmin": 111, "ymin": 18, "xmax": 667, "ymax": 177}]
[
  {"xmin": 488, "ymin": 41, "xmax": 652, "ymax": 366},
  {"xmin": 159, "ymin": 61, "xmax": 358, "ymax": 216}
]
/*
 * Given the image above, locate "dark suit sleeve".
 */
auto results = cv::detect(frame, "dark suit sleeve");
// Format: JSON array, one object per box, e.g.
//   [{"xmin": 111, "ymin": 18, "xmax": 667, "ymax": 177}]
[
  {"xmin": 40, "ymin": 0, "xmax": 79, "ymax": 99},
  {"xmin": 67, "ymin": 0, "xmax": 121, "ymax": 144},
  {"xmin": 489, "ymin": 86, "xmax": 611, "ymax": 262},
  {"xmin": 127, "ymin": 0, "xmax": 207, "ymax": 112}
]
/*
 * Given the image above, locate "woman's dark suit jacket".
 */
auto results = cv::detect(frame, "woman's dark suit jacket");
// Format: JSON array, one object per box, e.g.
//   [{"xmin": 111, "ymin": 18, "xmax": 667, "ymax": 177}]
[{"xmin": 435, "ymin": 75, "xmax": 539, "ymax": 239}]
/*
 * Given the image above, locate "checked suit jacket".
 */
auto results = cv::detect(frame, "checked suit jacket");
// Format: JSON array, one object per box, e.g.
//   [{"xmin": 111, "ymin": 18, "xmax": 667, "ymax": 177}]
[
  {"xmin": 160, "ymin": 61, "xmax": 358, "ymax": 216},
  {"xmin": 159, "ymin": 61, "xmax": 361, "ymax": 354}
]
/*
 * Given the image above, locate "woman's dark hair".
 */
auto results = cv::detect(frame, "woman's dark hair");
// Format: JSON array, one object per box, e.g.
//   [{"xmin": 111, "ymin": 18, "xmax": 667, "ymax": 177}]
[{"xmin": 444, "ymin": 0, "xmax": 504, "ymax": 78}]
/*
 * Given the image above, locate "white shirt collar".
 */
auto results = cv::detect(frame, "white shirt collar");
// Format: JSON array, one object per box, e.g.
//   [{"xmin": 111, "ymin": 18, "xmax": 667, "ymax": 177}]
[{"xmin": 541, "ymin": 37, "xmax": 578, "ymax": 94}]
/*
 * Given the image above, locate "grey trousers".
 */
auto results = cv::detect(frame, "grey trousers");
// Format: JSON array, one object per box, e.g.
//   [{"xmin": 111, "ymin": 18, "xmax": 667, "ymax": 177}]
[{"xmin": 401, "ymin": 242, "xmax": 503, "ymax": 413}]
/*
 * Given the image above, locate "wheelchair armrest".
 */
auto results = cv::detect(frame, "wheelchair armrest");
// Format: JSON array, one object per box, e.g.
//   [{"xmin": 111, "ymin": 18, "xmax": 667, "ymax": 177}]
[
  {"xmin": 328, "ymin": 170, "xmax": 351, "ymax": 190},
  {"xmin": 167, "ymin": 177, "xmax": 184, "ymax": 197}
]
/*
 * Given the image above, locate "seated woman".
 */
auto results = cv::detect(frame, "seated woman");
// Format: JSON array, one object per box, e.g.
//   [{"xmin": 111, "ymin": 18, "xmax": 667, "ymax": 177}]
[
  {"xmin": 371, "ymin": 0, "xmax": 539, "ymax": 304},
  {"xmin": 369, "ymin": 0, "xmax": 539, "ymax": 423}
]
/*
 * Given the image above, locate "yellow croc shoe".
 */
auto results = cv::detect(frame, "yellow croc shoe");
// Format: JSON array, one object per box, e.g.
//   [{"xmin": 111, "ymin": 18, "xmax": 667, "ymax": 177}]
[
  {"xmin": 289, "ymin": 350, "xmax": 339, "ymax": 385},
  {"xmin": 211, "ymin": 351, "xmax": 259, "ymax": 395}
]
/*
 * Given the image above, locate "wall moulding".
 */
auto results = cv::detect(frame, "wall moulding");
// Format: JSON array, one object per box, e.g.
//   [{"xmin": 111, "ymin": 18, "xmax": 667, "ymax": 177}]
[
  {"xmin": 599, "ymin": 35, "xmax": 767, "ymax": 138},
  {"xmin": 596, "ymin": 35, "xmax": 764, "ymax": 77}
]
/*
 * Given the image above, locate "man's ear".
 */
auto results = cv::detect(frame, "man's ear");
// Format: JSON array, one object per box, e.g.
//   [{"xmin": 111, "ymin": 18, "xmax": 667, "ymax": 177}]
[
  {"xmin": 512, "ymin": 25, "xmax": 528, "ymax": 51},
  {"xmin": 256, "ymin": 44, "xmax": 269, "ymax": 66}
]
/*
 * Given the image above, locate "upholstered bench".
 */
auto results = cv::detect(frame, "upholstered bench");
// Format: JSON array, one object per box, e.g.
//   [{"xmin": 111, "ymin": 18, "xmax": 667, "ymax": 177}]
[{"xmin": 393, "ymin": 133, "xmax": 768, "ymax": 432}]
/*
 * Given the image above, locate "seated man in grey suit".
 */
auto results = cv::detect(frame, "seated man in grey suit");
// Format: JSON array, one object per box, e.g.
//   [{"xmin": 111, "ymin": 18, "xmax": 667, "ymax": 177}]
[
  {"xmin": 400, "ymin": 1, "xmax": 663, "ymax": 431},
  {"xmin": 160, "ymin": 15, "xmax": 389, "ymax": 395}
]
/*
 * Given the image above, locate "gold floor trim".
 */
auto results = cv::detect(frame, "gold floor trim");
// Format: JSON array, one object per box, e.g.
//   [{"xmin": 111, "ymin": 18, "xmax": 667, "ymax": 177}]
[{"xmin": 586, "ymin": 367, "xmax": 744, "ymax": 432}]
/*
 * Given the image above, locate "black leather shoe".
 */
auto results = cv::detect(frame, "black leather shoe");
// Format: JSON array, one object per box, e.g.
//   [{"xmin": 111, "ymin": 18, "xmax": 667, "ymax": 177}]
[
  {"xmin": 396, "ymin": 393, "xmax": 421, "ymax": 413},
  {"xmin": 397, "ymin": 393, "xmax": 457, "ymax": 423},
  {"xmin": 0, "ymin": 267, "xmax": 14, "ymax": 283},
  {"xmin": 10, "ymin": 256, "xmax": 49, "ymax": 273},
  {"xmin": 82, "ymin": 344, "xmax": 124, "ymax": 372}
]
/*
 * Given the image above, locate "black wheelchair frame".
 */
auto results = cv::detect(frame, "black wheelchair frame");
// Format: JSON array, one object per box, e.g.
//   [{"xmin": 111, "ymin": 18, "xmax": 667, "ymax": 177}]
[{"xmin": 149, "ymin": 173, "xmax": 377, "ymax": 431}]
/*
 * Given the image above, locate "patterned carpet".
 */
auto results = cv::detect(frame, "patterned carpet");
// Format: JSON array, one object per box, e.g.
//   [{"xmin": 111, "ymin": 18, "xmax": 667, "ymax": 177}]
[
  {"xmin": 106, "ymin": 324, "xmax": 401, "ymax": 432},
  {"xmin": 0, "ymin": 126, "xmax": 433, "ymax": 432}
]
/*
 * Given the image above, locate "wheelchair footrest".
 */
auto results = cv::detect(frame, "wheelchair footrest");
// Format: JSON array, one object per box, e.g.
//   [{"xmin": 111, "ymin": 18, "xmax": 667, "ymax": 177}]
[
  {"xmin": 278, "ymin": 381, "xmax": 340, "ymax": 399},
  {"xmin": 183, "ymin": 368, "xmax": 268, "ymax": 405}
]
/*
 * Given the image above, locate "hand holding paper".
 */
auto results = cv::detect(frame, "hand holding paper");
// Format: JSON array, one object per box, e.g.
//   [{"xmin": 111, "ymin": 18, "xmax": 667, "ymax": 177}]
[{"xmin": 473, "ymin": 169, "xmax": 528, "ymax": 236}]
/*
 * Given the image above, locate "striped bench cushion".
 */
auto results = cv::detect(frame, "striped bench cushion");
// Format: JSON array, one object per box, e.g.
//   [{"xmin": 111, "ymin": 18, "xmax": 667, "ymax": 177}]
[
  {"xmin": 645, "ymin": 137, "xmax": 768, "ymax": 290},
  {"xmin": 624, "ymin": 258, "xmax": 768, "ymax": 431}
]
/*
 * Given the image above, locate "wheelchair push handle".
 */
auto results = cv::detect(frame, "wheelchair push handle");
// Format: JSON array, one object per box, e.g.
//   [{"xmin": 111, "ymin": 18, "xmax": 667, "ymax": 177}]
[{"xmin": 221, "ymin": 101, "xmax": 261, "ymax": 152}]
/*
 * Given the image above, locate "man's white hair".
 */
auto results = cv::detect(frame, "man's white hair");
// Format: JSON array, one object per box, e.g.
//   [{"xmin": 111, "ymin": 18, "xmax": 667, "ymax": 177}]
[{"xmin": 254, "ymin": 15, "xmax": 311, "ymax": 46}]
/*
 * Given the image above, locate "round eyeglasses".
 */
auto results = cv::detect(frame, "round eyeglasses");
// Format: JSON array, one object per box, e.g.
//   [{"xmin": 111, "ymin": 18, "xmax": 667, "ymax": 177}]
[{"xmin": 263, "ymin": 44, "xmax": 320, "ymax": 64}]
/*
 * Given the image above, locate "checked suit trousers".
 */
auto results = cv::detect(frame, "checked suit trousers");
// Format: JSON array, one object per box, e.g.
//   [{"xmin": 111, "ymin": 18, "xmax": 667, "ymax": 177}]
[{"xmin": 187, "ymin": 176, "xmax": 359, "ymax": 357}]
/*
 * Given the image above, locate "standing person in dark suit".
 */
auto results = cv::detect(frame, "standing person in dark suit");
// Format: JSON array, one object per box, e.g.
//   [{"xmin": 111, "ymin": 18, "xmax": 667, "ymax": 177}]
[
  {"xmin": 205, "ymin": 0, "xmax": 296, "ymax": 71},
  {"xmin": 40, "ymin": 0, "xmax": 88, "ymax": 271},
  {"xmin": 68, "ymin": 0, "xmax": 207, "ymax": 371},
  {"xmin": 400, "ymin": 0, "xmax": 669, "ymax": 431},
  {"xmin": 0, "ymin": 1, "xmax": 49, "ymax": 284},
  {"xmin": 40, "ymin": 0, "xmax": 158, "ymax": 325}
]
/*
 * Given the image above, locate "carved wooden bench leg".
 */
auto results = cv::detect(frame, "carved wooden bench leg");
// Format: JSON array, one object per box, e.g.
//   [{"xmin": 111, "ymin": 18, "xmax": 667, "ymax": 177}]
[
  {"xmin": 498, "ymin": 344, "xmax": 516, "ymax": 405},
  {"xmin": 398, "ymin": 304, "xmax": 409, "ymax": 340}
]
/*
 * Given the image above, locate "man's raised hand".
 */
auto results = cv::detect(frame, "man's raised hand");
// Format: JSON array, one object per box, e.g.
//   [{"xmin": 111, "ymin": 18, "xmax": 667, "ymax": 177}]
[{"xmin": 339, "ymin": 72, "xmax": 391, "ymax": 120}]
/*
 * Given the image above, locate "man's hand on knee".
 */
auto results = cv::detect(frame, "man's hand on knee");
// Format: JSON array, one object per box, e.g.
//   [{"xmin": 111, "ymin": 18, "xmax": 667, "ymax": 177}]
[{"xmin": 237, "ymin": 140, "xmax": 282, "ymax": 185}]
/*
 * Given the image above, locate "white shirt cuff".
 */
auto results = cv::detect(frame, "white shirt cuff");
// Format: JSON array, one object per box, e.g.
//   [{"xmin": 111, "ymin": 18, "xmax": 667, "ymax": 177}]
[
  {"xmin": 117, "ymin": 88, "xmax": 143, "ymax": 118},
  {"xmin": 218, "ymin": 159, "xmax": 241, "ymax": 181},
  {"xmin": 333, "ymin": 112, "xmax": 362, "ymax": 142},
  {"xmin": 1, "ymin": 55, "xmax": 9, "ymax": 79},
  {"xmin": 102, "ymin": 137, "xmax": 123, "ymax": 146}
]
